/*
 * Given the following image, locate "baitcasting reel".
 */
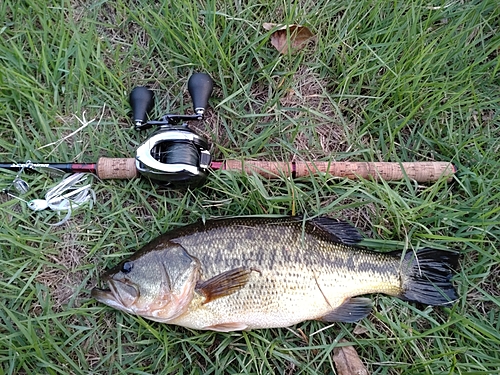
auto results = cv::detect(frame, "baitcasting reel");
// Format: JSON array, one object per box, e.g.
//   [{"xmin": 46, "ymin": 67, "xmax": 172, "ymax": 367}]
[{"xmin": 129, "ymin": 73, "xmax": 214, "ymax": 187}]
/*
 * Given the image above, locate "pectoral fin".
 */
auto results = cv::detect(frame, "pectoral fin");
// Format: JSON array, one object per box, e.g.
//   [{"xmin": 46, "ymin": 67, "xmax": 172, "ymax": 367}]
[
  {"xmin": 196, "ymin": 267, "xmax": 252, "ymax": 304},
  {"xmin": 319, "ymin": 297, "xmax": 373, "ymax": 323}
]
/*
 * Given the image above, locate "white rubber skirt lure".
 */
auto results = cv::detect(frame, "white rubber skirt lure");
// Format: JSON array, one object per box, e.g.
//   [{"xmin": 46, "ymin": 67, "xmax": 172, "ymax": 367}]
[{"xmin": 28, "ymin": 173, "xmax": 96, "ymax": 226}]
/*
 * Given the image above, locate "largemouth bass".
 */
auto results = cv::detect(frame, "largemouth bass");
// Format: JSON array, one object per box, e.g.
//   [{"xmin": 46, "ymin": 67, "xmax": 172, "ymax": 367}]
[{"xmin": 91, "ymin": 217, "xmax": 458, "ymax": 332}]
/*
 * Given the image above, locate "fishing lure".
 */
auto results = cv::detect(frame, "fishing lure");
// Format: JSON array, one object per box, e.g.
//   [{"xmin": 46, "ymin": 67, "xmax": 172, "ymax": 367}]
[
  {"xmin": 27, "ymin": 173, "xmax": 96, "ymax": 226},
  {"xmin": 7, "ymin": 160, "xmax": 32, "ymax": 194}
]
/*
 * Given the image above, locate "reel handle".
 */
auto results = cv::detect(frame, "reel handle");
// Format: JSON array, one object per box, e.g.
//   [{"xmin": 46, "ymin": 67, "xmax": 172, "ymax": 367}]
[
  {"xmin": 129, "ymin": 87, "xmax": 154, "ymax": 129},
  {"xmin": 188, "ymin": 73, "xmax": 213, "ymax": 116}
]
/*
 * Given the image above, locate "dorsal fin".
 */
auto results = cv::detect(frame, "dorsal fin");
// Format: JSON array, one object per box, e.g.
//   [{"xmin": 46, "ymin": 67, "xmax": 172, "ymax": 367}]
[{"xmin": 310, "ymin": 217, "xmax": 364, "ymax": 245}]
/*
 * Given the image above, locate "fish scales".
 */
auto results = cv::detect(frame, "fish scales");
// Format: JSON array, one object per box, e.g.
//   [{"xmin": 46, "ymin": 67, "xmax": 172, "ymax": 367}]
[
  {"xmin": 170, "ymin": 221, "xmax": 398, "ymax": 329},
  {"xmin": 92, "ymin": 217, "xmax": 459, "ymax": 331}
]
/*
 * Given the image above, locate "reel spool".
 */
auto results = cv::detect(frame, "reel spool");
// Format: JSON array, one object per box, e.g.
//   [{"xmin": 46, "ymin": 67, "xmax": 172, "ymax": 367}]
[{"xmin": 130, "ymin": 73, "xmax": 214, "ymax": 187}]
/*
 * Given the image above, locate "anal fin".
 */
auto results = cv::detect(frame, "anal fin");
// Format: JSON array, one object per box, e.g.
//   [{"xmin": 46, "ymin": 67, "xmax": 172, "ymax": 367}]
[
  {"xmin": 196, "ymin": 267, "xmax": 252, "ymax": 304},
  {"xmin": 319, "ymin": 297, "xmax": 373, "ymax": 323}
]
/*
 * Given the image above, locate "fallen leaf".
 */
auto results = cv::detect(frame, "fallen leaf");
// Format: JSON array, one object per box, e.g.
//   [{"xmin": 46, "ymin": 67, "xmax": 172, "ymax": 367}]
[
  {"xmin": 353, "ymin": 324, "xmax": 369, "ymax": 336},
  {"xmin": 262, "ymin": 22, "xmax": 283, "ymax": 31},
  {"xmin": 333, "ymin": 339, "xmax": 369, "ymax": 375},
  {"xmin": 263, "ymin": 23, "xmax": 315, "ymax": 54}
]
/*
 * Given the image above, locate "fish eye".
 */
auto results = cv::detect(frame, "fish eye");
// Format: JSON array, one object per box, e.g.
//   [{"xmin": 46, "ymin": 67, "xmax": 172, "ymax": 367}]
[{"xmin": 121, "ymin": 261, "xmax": 133, "ymax": 274}]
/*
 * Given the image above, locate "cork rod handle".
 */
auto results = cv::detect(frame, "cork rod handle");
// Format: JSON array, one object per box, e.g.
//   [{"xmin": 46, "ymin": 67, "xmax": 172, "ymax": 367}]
[
  {"xmin": 96, "ymin": 158, "xmax": 138, "ymax": 179},
  {"xmin": 221, "ymin": 160, "xmax": 456, "ymax": 183},
  {"xmin": 94, "ymin": 158, "xmax": 456, "ymax": 183}
]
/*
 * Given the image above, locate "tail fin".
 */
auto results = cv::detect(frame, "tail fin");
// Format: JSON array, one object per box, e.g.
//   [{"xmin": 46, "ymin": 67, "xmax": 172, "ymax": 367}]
[{"xmin": 400, "ymin": 248, "xmax": 459, "ymax": 305}]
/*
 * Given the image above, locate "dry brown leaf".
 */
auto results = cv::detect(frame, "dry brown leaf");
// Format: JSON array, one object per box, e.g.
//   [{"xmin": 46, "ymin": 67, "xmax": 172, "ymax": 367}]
[
  {"xmin": 263, "ymin": 23, "xmax": 315, "ymax": 54},
  {"xmin": 353, "ymin": 324, "xmax": 369, "ymax": 336},
  {"xmin": 333, "ymin": 339, "xmax": 369, "ymax": 375}
]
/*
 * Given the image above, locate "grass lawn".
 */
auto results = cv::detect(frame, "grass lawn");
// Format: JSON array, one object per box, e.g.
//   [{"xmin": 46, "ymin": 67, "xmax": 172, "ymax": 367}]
[{"xmin": 1, "ymin": 0, "xmax": 499, "ymax": 374}]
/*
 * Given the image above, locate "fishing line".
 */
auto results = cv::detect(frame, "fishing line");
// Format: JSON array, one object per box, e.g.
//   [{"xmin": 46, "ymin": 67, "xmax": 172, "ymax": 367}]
[{"xmin": 152, "ymin": 141, "xmax": 200, "ymax": 167}]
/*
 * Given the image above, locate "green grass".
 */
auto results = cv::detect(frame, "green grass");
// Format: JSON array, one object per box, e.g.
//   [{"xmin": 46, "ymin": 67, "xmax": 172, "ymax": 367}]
[{"xmin": 1, "ymin": 0, "xmax": 499, "ymax": 373}]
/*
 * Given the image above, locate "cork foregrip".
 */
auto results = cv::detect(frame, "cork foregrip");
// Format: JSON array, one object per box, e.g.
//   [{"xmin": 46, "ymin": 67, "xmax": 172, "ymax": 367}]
[{"xmin": 96, "ymin": 157, "xmax": 138, "ymax": 179}]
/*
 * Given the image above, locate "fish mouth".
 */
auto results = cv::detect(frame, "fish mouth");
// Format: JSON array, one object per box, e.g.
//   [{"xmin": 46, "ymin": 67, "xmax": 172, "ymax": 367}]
[
  {"xmin": 91, "ymin": 282, "xmax": 120, "ymax": 307},
  {"xmin": 91, "ymin": 279, "xmax": 140, "ymax": 311},
  {"xmin": 91, "ymin": 286, "xmax": 113, "ymax": 302}
]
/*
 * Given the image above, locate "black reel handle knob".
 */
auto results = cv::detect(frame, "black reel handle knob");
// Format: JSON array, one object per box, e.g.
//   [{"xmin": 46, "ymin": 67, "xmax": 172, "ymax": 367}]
[
  {"xmin": 129, "ymin": 86, "xmax": 154, "ymax": 129},
  {"xmin": 188, "ymin": 73, "xmax": 213, "ymax": 116}
]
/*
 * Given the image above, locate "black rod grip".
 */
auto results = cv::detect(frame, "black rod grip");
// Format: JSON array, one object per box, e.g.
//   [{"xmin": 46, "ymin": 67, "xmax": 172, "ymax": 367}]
[
  {"xmin": 129, "ymin": 87, "xmax": 154, "ymax": 127},
  {"xmin": 188, "ymin": 73, "xmax": 213, "ymax": 115}
]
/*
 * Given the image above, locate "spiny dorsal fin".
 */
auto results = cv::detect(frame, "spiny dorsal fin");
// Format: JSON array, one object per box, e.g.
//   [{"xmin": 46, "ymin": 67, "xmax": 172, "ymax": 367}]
[
  {"xmin": 310, "ymin": 217, "xmax": 364, "ymax": 245},
  {"xmin": 319, "ymin": 297, "xmax": 373, "ymax": 323},
  {"xmin": 196, "ymin": 267, "xmax": 253, "ymax": 304}
]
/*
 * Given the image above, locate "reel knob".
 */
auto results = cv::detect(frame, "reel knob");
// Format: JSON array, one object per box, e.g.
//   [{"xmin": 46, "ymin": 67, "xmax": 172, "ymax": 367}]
[
  {"xmin": 129, "ymin": 87, "xmax": 154, "ymax": 129},
  {"xmin": 188, "ymin": 73, "xmax": 213, "ymax": 116}
]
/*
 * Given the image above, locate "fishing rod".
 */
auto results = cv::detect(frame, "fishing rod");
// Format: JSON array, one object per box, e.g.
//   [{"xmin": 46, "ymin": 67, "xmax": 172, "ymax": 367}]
[
  {"xmin": 1, "ymin": 73, "xmax": 456, "ymax": 188},
  {"xmin": 0, "ymin": 159, "xmax": 456, "ymax": 184}
]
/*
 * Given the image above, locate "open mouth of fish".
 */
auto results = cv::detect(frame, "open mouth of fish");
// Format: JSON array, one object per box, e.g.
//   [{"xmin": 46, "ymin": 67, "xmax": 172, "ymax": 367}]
[
  {"xmin": 91, "ymin": 280, "xmax": 115, "ymax": 303},
  {"xmin": 91, "ymin": 280, "xmax": 140, "ymax": 310},
  {"xmin": 91, "ymin": 285, "xmax": 112, "ymax": 300}
]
